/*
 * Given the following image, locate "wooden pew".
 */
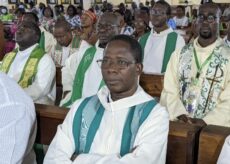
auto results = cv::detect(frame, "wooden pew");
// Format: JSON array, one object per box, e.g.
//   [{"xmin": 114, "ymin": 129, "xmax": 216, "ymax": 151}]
[
  {"xmin": 167, "ymin": 121, "xmax": 203, "ymax": 164},
  {"xmin": 35, "ymin": 104, "xmax": 203, "ymax": 164},
  {"xmin": 140, "ymin": 73, "xmax": 164, "ymax": 98},
  {"xmin": 198, "ymin": 125, "xmax": 230, "ymax": 164},
  {"xmin": 35, "ymin": 104, "xmax": 68, "ymax": 145}
]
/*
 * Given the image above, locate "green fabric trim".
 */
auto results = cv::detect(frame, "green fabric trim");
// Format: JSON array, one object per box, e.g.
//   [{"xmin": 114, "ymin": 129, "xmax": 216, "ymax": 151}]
[
  {"xmin": 34, "ymin": 143, "xmax": 45, "ymax": 164},
  {"xmin": 62, "ymin": 46, "xmax": 97, "ymax": 107},
  {"xmin": 98, "ymin": 80, "xmax": 105, "ymax": 90},
  {"xmin": 161, "ymin": 32, "xmax": 178, "ymax": 73},
  {"xmin": 84, "ymin": 104, "xmax": 104, "ymax": 153},
  {"xmin": 139, "ymin": 32, "xmax": 151, "ymax": 62},
  {"xmin": 39, "ymin": 32, "xmax": 45, "ymax": 51},
  {"xmin": 72, "ymin": 35, "xmax": 81, "ymax": 48},
  {"xmin": 120, "ymin": 100, "xmax": 156, "ymax": 156},
  {"xmin": 0, "ymin": 48, "xmax": 18, "ymax": 73},
  {"xmin": 73, "ymin": 96, "xmax": 92, "ymax": 154},
  {"xmin": 120, "ymin": 106, "xmax": 135, "ymax": 156},
  {"xmin": 18, "ymin": 46, "xmax": 45, "ymax": 87}
]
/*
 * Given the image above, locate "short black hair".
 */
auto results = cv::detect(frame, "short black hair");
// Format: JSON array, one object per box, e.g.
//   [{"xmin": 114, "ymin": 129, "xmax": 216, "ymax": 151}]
[
  {"xmin": 54, "ymin": 18, "xmax": 72, "ymax": 32},
  {"xmin": 155, "ymin": 0, "xmax": 171, "ymax": 15},
  {"xmin": 108, "ymin": 35, "xmax": 142, "ymax": 63},
  {"xmin": 23, "ymin": 12, "xmax": 39, "ymax": 24},
  {"xmin": 67, "ymin": 5, "xmax": 77, "ymax": 15}
]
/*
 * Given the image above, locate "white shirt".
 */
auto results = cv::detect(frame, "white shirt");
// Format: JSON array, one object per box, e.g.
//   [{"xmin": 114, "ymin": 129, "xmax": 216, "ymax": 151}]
[
  {"xmin": 61, "ymin": 46, "xmax": 71, "ymax": 66},
  {"xmin": 0, "ymin": 72, "xmax": 36, "ymax": 164},
  {"xmin": 143, "ymin": 28, "xmax": 185, "ymax": 74},
  {"xmin": 44, "ymin": 86, "xmax": 169, "ymax": 164},
  {"xmin": 7, "ymin": 44, "xmax": 56, "ymax": 105},
  {"xmin": 61, "ymin": 40, "xmax": 103, "ymax": 107},
  {"xmin": 173, "ymin": 16, "xmax": 189, "ymax": 27}
]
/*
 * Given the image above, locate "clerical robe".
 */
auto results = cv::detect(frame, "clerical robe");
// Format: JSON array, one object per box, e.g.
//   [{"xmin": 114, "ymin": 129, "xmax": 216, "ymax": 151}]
[
  {"xmin": 40, "ymin": 26, "xmax": 56, "ymax": 54},
  {"xmin": 1, "ymin": 44, "xmax": 56, "ymax": 105},
  {"xmin": 160, "ymin": 38, "xmax": 230, "ymax": 127},
  {"xmin": 60, "ymin": 40, "xmax": 103, "ymax": 107},
  {"xmin": 140, "ymin": 28, "xmax": 185, "ymax": 74},
  {"xmin": 44, "ymin": 86, "xmax": 169, "ymax": 164}
]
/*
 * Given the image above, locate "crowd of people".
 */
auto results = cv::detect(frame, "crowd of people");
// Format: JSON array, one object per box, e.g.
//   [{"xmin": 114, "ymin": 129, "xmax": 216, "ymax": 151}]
[{"xmin": 0, "ymin": 0, "xmax": 230, "ymax": 163}]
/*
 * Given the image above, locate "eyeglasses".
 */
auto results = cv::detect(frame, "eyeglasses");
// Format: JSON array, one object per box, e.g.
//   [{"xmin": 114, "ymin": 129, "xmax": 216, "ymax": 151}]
[
  {"xmin": 150, "ymin": 9, "xmax": 167, "ymax": 16},
  {"xmin": 197, "ymin": 15, "xmax": 217, "ymax": 23},
  {"xmin": 97, "ymin": 59, "xmax": 136, "ymax": 69}
]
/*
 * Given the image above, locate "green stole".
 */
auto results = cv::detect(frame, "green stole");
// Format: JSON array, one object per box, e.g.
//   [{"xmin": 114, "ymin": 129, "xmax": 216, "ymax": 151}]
[
  {"xmin": 39, "ymin": 32, "xmax": 45, "ymax": 51},
  {"xmin": 72, "ymin": 95, "xmax": 157, "ymax": 156},
  {"xmin": 62, "ymin": 46, "xmax": 97, "ymax": 107},
  {"xmin": 139, "ymin": 31, "xmax": 178, "ymax": 73},
  {"xmin": 0, "ymin": 46, "xmax": 45, "ymax": 88}
]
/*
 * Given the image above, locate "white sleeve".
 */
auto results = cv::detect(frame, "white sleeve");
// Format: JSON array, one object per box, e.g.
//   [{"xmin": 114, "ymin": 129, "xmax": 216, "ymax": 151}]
[
  {"xmin": 24, "ymin": 54, "xmax": 56, "ymax": 101},
  {"xmin": 0, "ymin": 104, "xmax": 34, "ymax": 164},
  {"xmin": 176, "ymin": 35, "xmax": 186, "ymax": 50}
]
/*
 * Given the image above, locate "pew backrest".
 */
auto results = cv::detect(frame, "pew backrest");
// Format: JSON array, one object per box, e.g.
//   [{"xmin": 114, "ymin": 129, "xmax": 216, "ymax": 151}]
[{"xmin": 35, "ymin": 104, "xmax": 68, "ymax": 145}]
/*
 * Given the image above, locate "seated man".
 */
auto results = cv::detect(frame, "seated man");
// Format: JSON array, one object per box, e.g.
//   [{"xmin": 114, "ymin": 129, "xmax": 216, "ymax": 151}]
[
  {"xmin": 60, "ymin": 12, "xmax": 121, "ymax": 107},
  {"xmin": 0, "ymin": 21, "xmax": 56, "ymax": 105},
  {"xmin": 22, "ymin": 12, "xmax": 56, "ymax": 54},
  {"xmin": 51, "ymin": 19, "xmax": 81, "ymax": 67},
  {"xmin": 160, "ymin": 3, "xmax": 230, "ymax": 127},
  {"xmin": 44, "ymin": 35, "xmax": 169, "ymax": 163},
  {"xmin": 0, "ymin": 72, "xmax": 36, "ymax": 164},
  {"xmin": 139, "ymin": 0, "xmax": 185, "ymax": 74},
  {"xmin": 217, "ymin": 135, "xmax": 230, "ymax": 164}
]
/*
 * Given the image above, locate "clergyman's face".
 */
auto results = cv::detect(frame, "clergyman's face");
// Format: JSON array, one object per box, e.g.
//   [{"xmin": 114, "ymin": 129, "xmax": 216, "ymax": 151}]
[
  {"xmin": 150, "ymin": 3, "xmax": 168, "ymax": 28},
  {"xmin": 197, "ymin": 5, "xmax": 219, "ymax": 40},
  {"xmin": 97, "ymin": 14, "xmax": 120, "ymax": 47},
  {"xmin": 15, "ymin": 22, "xmax": 37, "ymax": 45},
  {"xmin": 101, "ymin": 40, "xmax": 142, "ymax": 95}
]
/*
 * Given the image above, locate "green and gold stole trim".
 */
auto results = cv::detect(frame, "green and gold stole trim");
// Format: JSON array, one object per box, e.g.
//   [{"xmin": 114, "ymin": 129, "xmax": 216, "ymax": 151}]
[
  {"xmin": 0, "ymin": 46, "xmax": 45, "ymax": 88},
  {"xmin": 139, "ymin": 31, "xmax": 178, "ymax": 73},
  {"xmin": 178, "ymin": 41, "xmax": 230, "ymax": 118},
  {"xmin": 62, "ymin": 46, "xmax": 97, "ymax": 107},
  {"xmin": 72, "ymin": 95, "xmax": 157, "ymax": 156}
]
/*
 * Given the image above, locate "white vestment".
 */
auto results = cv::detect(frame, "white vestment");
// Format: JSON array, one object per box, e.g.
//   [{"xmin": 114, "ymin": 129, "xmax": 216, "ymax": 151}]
[
  {"xmin": 217, "ymin": 135, "xmax": 230, "ymax": 164},
  {"xmin": 0, "ymin": 72, "xmax": 36, "ymax": 164},
  {"xmin": 6, "ymin": 44, "xmax": 56, "ymax": 105},
  {"xmin": 60, "ymin": 40, "xmax": 103, "ymax": 107},
  {"xmin": 44, "ymin": 86, "xmax": 169, "ymax": 164},
  {"xmin": 142, "ymin": 28, "xmax": 185, "ymax": 74},
  {"xmin": 160, "ymin": 38, "xmax": 230, "ymax": 127}
]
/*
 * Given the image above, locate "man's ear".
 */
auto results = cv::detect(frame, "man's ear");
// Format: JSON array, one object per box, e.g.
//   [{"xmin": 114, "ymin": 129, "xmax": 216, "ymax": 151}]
[{"xmin": 136, "ymin": 63, "xmax": 143, "ymax": 76}]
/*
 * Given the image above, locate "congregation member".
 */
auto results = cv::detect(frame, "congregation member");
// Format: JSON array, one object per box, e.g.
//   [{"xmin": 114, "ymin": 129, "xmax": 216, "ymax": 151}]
[
  {"xmin": 60, "ymin": 12, "xmax": 121, "ymax": 107},
  {"xmin": 217, "ymin": 135, "xmax": 230, "ymax": 164},
  {"xmin": 65, "ymin": 5, "xmax": 81, "ymax": 29},
  {"xmin": 41, "ymin": 6, "xmax": 55, "ymax": 33},
  {"xmin": 0, "ymin": 72, "xmax": 36, "ymax": 164},
  {"xmin": 139, "ymin": 0, "xmax": 185, "ymax": 74},
  {"xmin": 80, "ymin": 10, "xmax": 97, "ymax": 45},
  {"xmin": 132, "ymin": 9, "xmax": 151, "ymax": 40},
  {"xmin": 51, "ymin": 19, "xmax": 81, "ymax": 67},
  {"xmin": 0, "ymin": 20, "xmax": 5, "ymax": 61},
  {"xmin": 44, "ymin": 35, "xmax": 169, "ymax": 164},
  {"xmin": 0, "ymin": 21, "xmax": 56, "ymax": 105},
  {"xmin": 22, "ymin": 12, "xmax": 56, "ymax": 54},
  {"xmin": 173, "ymin": 5, "xmax": 189, "ymax": 28},
  {"xmin": 160, "ymin": 3, "xmax": 230, "ymax": 127}
]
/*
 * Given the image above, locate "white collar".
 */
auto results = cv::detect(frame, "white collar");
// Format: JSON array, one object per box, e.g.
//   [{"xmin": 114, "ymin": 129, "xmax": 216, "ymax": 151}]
[{"xmin": 97, "ymin": 85, "xmax": 153, "ymax": 112}]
